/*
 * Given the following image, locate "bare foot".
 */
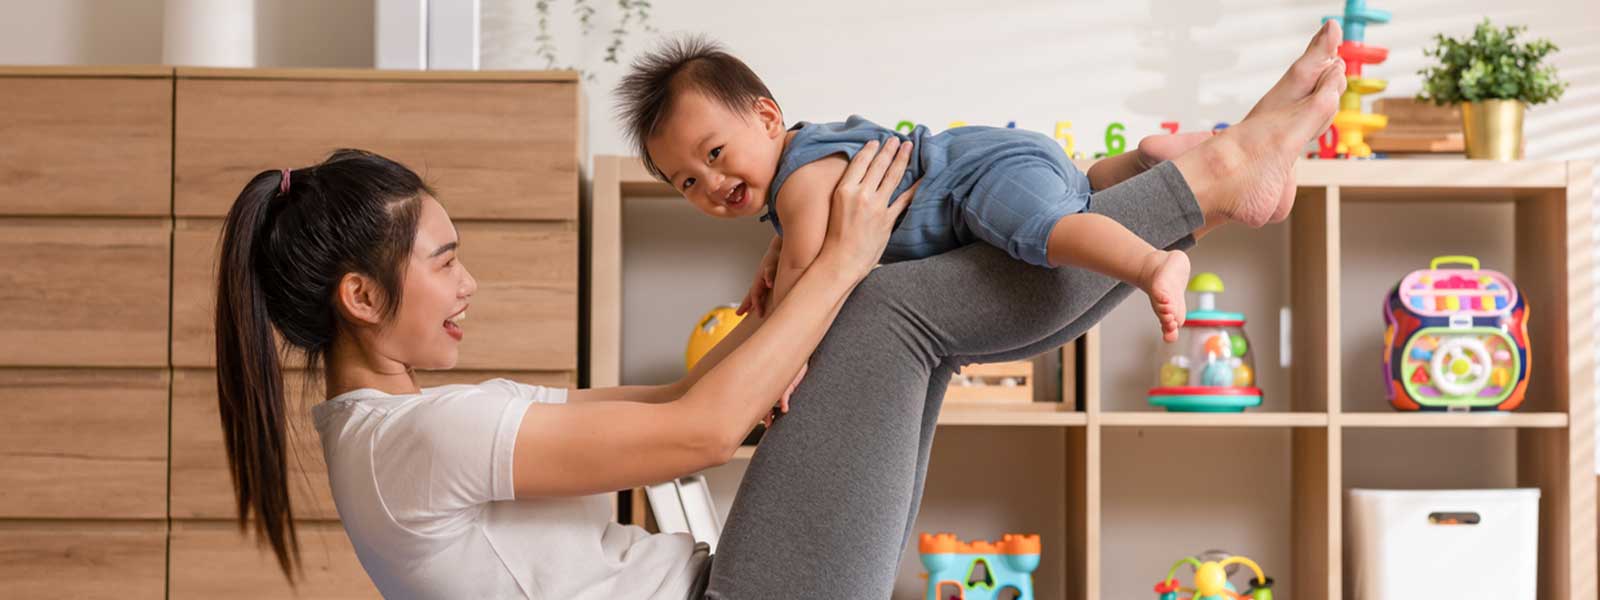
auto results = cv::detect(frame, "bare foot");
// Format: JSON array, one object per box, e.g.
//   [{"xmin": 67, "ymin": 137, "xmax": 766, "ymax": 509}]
[
  {"xmin": 1246, "ymin": 20, "xmax": 1344, "ymax": 120},
  {"xmin": 1244, "ymin": 20, "xmax": 1345, "ymax": 223},
  {"xmin": 1140, "ymin": 250, "xmax": 1191, "ymax": 342},
  {"xmin": 1173, "ymin": 59, "xmax": 1345, "ymax": 228}
]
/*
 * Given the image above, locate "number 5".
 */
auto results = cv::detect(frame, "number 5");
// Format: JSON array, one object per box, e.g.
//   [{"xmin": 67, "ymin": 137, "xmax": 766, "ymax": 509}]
[{"xmin": 1054, "ymin": 121, "xmax": 1075, "ymax": 156}]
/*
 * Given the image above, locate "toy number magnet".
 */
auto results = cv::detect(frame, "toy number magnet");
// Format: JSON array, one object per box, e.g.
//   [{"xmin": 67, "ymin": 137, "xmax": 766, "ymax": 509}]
[
  {"xmin": 895, "ymin": 120, "xmax": 915, "ymax": 135},
  {"xmin": 1055, "ymin": 121, "xmax": 1076, "ymax": 157},
  {"xmin": 948, "ymin": 121, "xmax": 967, "ymax": 130},
  {"xmin": 1104, "ymin": 122, "xmax": 1127, "ymax": 156},
  {"xmin": 1317, "ymin": 126, "xmax": 1339, "ymax": 159},
  {"xmin": 1161, "ymin": 121, "xmax": 1179, "ymax": 135}
]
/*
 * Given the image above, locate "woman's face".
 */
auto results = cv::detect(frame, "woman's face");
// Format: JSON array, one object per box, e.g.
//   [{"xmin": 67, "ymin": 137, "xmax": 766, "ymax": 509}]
[{"xmin": 383, "ymin": 195, "xmax": 477, "ymax": 370}]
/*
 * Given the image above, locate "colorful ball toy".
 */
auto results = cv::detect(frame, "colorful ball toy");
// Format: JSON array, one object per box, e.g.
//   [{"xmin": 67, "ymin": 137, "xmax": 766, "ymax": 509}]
[
  {"xmin": 1153, "ymin": 552, "xmax": 1274, "ymax": 600},
  {"xmin": 1148, "ymin": 273, "xmax": 1264, "ymax": 412}
]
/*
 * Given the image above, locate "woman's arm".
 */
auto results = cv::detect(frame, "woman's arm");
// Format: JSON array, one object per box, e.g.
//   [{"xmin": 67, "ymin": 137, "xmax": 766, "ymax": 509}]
[
  {"xmin": 565, "ymin": 384, "xmax": 676, "ymax": 404},
  {"xmin": 515, "ymin": 265, "xmax": 858, "ymax": 497},
  {"xmin": 512, "ymin": 139, "xmax": 916, "ymax": 498}
]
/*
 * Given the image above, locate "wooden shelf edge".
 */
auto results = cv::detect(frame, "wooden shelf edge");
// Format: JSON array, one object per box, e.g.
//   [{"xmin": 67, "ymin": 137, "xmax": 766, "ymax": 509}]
[
  {"xmin": 1099, "ymin": 412, "xmax": 1328, "ymax": 428},
  {"xmin": 597, "ymin": 155, "xmax": 1574, "ymax": 192},
  {"xmin": 939, "ymin": 403, "xmax": 1086, "ymax": 427},
  {"xmin": 1336, "ymin": 412, "xmax": 1568, "ymax": 428},
  {"xmin": 1295, "ymin": 160, "xmax": 1569, "ymax": 189},
  {"xmin": 174, "ymin": 66, "xmax": 580, "ymax": 82},
  {"xmin": 0, "ymin": 65, "xmax": 174, "ymax": 78}
]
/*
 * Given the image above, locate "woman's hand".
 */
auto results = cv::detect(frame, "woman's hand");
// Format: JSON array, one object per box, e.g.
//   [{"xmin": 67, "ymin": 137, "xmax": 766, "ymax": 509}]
[
  {"xmin": 818, "ymin": 137, "xmax": 919, "ymax": 280},
  {"xmin": 737, "ymin": 235, "xmax": 783, "ymax": 318}
]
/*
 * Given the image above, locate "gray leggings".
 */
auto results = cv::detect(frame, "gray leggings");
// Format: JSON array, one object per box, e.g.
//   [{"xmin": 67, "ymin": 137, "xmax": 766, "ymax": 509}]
[{"xmin": 700, "ymin": 161, "xmax": 1204, "ymax": 598}]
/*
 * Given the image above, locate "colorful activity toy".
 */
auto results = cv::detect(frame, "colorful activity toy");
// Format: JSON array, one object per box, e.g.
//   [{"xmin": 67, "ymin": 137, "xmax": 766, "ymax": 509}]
[
  {"xmin": 684, "ymin": 303, "xmax": 745, "ymax": 371},
  {"xmin": 1325, "ymin": 0, "xmax": 1392, "ymax": 157},
  {"xmin": 1382, "ymin": 256, "xmax": 1530, "ymax": 411},
  {"xmin": 1148, "ymin": 273, "xmax": 1263, "ymax": 412},
  {"xmin": 1153, "ymin": 552, "xmax": 1274, "ymax": 600},
  {"xmin": 920, "ymin": 533, "xmax": 1040, "ymax": 600}
]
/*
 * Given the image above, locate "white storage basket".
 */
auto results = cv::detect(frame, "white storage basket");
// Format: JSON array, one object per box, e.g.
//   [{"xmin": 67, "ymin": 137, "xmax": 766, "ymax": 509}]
[{"xmin": 1347, "ymin": 488, "xmax": 1539, "ymax": 600}]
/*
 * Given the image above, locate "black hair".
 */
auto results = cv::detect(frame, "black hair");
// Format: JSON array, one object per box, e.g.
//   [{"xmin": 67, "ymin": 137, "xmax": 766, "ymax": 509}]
[
  {"xmin": 614, "ymin": 35, "xmax": 779, "ymax": 181},
  {"xmin": 213, "ymin": 148, "xmax": 432, "ymax": 581}
]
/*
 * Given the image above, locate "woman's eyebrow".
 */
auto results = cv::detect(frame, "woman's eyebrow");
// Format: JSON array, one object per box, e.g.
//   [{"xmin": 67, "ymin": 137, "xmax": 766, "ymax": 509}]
[{"xmin": 428, "ymin": 241, "xmax": 458, "ymax": 259}]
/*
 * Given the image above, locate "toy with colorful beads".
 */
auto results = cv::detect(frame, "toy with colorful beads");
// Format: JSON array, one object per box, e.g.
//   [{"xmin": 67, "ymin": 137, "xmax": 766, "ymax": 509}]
[
  {"xmin": 920, "ymin": 533, "xmax": 1040, "ymax": 600},
  {"xmin": 1153, "ymin": 552, "xmax": 1274, "ymax": 600},
  {"xmin": 1324, "ymin": 0, "xmax": 1392, "ymax": 157},
  {"xmin": 1148, "ymin": 272, "xmax": 1263, "ymax": 412}
]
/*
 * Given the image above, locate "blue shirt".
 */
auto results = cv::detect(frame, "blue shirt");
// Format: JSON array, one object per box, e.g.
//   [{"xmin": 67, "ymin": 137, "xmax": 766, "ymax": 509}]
[{"xmin": 763, "ymin": 115, "xmax": 1082, "ymax": 263}]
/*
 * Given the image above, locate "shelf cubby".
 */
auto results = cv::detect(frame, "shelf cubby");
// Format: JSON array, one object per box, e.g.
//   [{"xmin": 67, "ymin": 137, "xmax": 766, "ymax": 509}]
[{"xmin": 591, "ymin": 157, "xmax": 1595, "ymax": 600}]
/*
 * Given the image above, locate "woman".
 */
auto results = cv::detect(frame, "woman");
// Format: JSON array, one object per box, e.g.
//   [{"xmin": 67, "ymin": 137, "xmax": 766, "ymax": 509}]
[
  {"xmin": 217, "ymin": 141, "xmax": 914, "ymax": 598},
  {"xmin": 215, "ymin": 25, "xmax": 1340, "ymax": 596}
]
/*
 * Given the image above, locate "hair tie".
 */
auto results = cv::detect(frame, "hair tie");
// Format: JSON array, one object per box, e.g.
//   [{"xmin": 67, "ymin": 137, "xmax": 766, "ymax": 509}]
[{"xmin": 278, "ymin": 169, "xmax": 292, "ymax": 196}]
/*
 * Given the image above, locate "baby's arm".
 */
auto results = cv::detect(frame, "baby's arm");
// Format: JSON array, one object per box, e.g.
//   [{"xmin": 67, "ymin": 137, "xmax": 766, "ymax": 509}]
[{"xmin": 766, "ymin": 156, "xmax": 851, "ymax": 312}]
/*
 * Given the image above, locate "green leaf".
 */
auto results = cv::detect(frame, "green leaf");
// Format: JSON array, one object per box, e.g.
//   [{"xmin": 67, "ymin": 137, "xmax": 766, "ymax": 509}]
[{"xmin": 1416, "ymin": 18, "xmax": 1566, "ymax": 105}]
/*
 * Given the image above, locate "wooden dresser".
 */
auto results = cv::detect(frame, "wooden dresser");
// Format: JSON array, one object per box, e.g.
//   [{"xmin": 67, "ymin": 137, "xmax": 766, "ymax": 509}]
[{"xmin": 0, "ymin": 66, "xmax": 583, "ymax": 599}]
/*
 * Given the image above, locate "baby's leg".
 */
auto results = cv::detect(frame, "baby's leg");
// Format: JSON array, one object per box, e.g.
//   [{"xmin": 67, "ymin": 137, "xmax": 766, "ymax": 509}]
[
  {"xmin": 1086, "ymin": 131, "xmax": 1215, "ymax": 191},
  {"xmin": 1046, "ymin": 213, "xmax": 1190, "ymax": 341},
  {"xmin": 960, "ymin": 157, "xmax": 1190, "ymax": 341}
]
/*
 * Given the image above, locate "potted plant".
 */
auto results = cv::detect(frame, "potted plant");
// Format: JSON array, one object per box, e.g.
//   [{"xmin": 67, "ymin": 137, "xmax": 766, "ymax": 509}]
[{"xmin": 1416, "ymin": 19, "xmax": 1567, "ymax": 159}]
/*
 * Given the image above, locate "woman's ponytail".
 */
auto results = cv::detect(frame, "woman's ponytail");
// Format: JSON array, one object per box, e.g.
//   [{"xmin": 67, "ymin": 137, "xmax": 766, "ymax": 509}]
[
  {"xmin": 214, "ymin": 170, "xmax": 300, "ymax": 580},
  {"xmin": 212, "ymin": 150, "xmax": 430, "ymax": 582}
]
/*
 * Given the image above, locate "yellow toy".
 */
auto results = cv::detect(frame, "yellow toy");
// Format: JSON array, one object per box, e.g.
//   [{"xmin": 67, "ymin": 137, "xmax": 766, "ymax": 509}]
[
  {"xmin": 1325, "ymin": 0, "xmax": 1392, "ymax": 157},
  {"xmin": 685, "ymin": 304, "xmax": 745, "ymax": 371},
  {"xmin": 1153, "ymin": 552, "xmax": 1274, "ymax": 600}
]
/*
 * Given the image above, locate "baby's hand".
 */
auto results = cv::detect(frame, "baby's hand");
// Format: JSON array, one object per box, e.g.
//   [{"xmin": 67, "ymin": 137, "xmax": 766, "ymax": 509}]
[
  {"xmin": 761, "ymin": 363, "xmax": 807, "ymax": 429},
  {"xmin": 737, "ymin": 236, "xmax": 783, "ymax": 318}
]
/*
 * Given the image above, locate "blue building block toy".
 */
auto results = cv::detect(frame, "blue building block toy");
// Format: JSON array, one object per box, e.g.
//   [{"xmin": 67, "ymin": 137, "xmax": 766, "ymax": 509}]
[{"xmin": 921, "ymin": 533, "xmax": 1040, "ymax": 600}]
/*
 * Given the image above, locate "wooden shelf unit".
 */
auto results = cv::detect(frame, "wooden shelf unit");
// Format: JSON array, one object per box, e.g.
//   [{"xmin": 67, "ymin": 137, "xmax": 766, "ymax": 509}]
[{"xmin": 589, "ymin": 156, "xmax": 1595, "ymax": 600}]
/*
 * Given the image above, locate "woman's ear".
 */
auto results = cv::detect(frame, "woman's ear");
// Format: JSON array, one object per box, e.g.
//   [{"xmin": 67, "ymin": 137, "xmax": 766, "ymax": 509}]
[
  {"xmin": 335, "ymin": 272, "xmax": 386, "ymax": 326},
  {"xmin": 755, "ymin": 97, "xmax": 784, "ymax": 138}
]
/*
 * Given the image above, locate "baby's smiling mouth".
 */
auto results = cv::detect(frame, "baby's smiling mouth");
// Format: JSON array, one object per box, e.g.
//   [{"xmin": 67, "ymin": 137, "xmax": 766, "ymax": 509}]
[{"xmin": 724, "ymin": 182, "xmax": 747, "ymax": 208}]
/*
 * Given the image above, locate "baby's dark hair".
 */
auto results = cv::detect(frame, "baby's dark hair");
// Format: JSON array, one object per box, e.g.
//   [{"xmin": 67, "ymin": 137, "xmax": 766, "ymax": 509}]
[{"xmin": 614, "ymin": 35, "xmax": 779, "ymax": 182}]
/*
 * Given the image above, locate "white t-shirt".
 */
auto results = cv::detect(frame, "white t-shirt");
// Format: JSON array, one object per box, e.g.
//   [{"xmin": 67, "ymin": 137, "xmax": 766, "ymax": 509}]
[{"xmin": 311, "ymin": 378, "xmax": 708, "ymax": 599}]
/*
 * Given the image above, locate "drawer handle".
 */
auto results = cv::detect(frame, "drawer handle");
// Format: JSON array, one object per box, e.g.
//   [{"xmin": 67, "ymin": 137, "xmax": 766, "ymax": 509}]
[{"xmin": 1428, "ymin": 511, "xmax": 1481, "ymax": 525}]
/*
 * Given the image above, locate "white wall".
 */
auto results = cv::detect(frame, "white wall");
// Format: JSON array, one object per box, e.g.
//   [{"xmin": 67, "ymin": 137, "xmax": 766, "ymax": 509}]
[
  {"xmin": 0, "ymin": 0, "xmax": 372, "ymax": 67},
  {"xmin": 556, "ymin": 0, "xmax": 1600, "ymax": 161}
]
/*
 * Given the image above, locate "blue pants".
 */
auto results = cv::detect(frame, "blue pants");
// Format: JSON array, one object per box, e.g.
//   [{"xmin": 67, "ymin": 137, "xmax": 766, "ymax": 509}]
[{"xmin": 956, "ymin": 155, "xmax": 1093, "ymax": 268}]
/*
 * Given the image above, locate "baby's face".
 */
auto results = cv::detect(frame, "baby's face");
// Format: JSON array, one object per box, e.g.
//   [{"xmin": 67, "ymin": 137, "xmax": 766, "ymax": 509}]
[{"xmin": 646, "ymin": 89, "xmax": 784, "ymax": 219}]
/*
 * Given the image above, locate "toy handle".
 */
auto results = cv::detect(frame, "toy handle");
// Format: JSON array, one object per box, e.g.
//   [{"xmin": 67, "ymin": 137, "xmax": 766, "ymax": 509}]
[{"xmin": 1429, "ymin": 255, "xmax": 1480, "ymax": 271}]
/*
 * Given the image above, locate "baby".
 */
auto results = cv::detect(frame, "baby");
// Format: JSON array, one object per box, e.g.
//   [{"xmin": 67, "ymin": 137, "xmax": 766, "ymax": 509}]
[{"xmin": 616, "ymin": 38, "xmax": 1264, "ymax": 341}]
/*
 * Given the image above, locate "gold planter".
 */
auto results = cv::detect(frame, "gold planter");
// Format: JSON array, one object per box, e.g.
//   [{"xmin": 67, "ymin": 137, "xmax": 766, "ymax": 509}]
[{"xmin": 1460, "ymin": 99, "xmax": 1525, "ymax": 160}]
